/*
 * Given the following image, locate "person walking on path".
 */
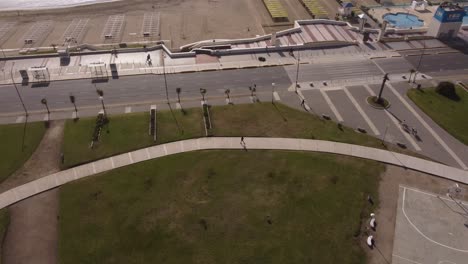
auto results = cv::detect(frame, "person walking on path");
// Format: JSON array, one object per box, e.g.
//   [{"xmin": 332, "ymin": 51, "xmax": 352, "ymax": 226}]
[{"xmin": 240, "ymin": 137, "xmax": 247, "ymax": 149}]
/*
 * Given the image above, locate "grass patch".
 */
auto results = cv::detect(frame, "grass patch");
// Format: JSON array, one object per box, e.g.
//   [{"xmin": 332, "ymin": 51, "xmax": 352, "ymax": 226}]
[
  {"xmin": 0, "ymin": 122, "xmax": 46, "ymax": 183},
  {"xmin": 63, "ymin": 103, "xmax": 423, "ymax": 168},
  {"xmin": 211, "ymin": 103, "xmax": 381, "ymax": 147},
  {"xmin": 62, "ymin": 109, "xmax": 203, "ymax": 168},
  {"xmin": 0, "ymin": 209, "xmax": 9, "ymax": 264},
  {"xmin": 59, "ymin": 150, "xmax": 383, "ymax": 264},
  {"xmin": 408, "ymin": 86, "xmax": 468, "ymax": 145}
]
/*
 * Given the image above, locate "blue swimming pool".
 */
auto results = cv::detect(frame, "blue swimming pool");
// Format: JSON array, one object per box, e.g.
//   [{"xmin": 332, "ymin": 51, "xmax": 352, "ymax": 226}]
[{"xmin": 383, "ymin": 13, "xmax": 424, "ymax": 29}]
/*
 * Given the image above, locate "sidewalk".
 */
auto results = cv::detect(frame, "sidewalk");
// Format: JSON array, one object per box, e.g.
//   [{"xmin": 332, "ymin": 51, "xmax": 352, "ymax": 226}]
[
  {"xmin": 0, "ymin": 137, "xmax": 466, "ymax": 209},
  {"xmin": 0, "ymin": 49, "xmax": 397, "ymax": 86}
]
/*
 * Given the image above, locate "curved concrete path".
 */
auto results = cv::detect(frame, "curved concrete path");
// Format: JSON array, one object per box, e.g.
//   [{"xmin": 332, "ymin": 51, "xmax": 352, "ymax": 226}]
[{"xmin": 1, "ymin": 137, "xmax": 467, "ymax": 209}]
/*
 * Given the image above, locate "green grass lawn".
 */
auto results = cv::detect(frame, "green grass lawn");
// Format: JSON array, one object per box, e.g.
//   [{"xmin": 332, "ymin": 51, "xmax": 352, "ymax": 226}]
[
  {"xmin": 62, "ymin": 109, "xmax": 203, "ymax": 168},
  {"xmin": 408, "ymin": 86, "xmax": 468, "ymax": 145},
  {"xmin": 211, "ymin": 103, "xmax": 383, "ymax": 147},
  {"xmin": 62, "ymin": 103, "xmax": 413, "ymax": 168},
  {"xmin": 0, "ymin": 122, "xmax": 46, "ymax": 183},
  {"xmin": 59, "ymin": 150, "xmax": 383, "ymax": 264}
]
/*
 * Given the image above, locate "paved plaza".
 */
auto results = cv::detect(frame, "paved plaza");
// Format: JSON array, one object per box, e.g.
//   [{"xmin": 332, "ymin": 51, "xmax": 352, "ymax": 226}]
[{"xmin": 392, "ymin": 186, "xmax": 468, "ymax": 264}]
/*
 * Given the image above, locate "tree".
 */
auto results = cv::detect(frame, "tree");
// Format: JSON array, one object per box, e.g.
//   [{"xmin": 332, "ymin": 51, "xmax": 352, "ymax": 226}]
[
  {"xmin": 435, "ymin": 81, "xmax": 459, "ymax": 101},
  {"xmin": 200, "ymin": 88, "xmax": 207, "ymax": 101},
  {"xmin": 69, "ymin": 94, "xmax": 78, "ymax": 119},
  {"xmin": 176, "ymin": 87, "xmax": 181, "ymax": 103},
  {"xmin": 248, "ymin": 86, "xmax": 256, "ymax": 97},
  {"xmin": 96, "ymin": 89, "xmax": 107, "ymax": 117}
]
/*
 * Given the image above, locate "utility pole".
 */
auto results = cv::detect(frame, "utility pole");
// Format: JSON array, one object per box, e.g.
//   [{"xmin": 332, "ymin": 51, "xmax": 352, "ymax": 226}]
[
  {"xmin": 10, "ymin": 62, "xmax": 28, "ymax": 117},
  {"xmin": 294, "ymin": 49, "xmax": 301, "ymax": 93},
  {"xmin": 377, "ymin": 73, "xmax": 389, "ymax": 104}
]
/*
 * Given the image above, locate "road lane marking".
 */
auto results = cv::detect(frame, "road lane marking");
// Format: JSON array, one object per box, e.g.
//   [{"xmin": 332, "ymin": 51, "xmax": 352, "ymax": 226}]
[
  {"xmin": 364, "ymin": 85, "xmax": 421, "ymax": 151},
  {"xmin": 273, "ymin": 91, "xmax": 281, "ymax": 101},
  {"xmin": 15, "ymin": 116, "xmax": 24, "ymax": 123},
  {"xmin": 297, "ymin": 90, "xmax": 311, "ymax": 111},
  {"xmin": 387, "ymin": 83, "xmax": 466, "ymax": 169},
  {"xmin": 319, "ymin": 89, "xmax": 343, "ymax": 122},
  {"xmin": 343, "ymin": 87, "xmax": 380, "ymax": 135}
]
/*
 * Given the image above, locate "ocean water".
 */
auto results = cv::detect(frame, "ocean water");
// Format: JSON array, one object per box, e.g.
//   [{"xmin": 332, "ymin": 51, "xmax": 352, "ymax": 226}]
[{"xmin": 0, "ymin": 0, "xmax": 121, "ymax": 10}]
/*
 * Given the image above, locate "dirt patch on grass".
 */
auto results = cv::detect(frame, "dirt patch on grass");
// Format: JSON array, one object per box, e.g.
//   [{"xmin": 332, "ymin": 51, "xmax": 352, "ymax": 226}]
[
  {"xmin": 1, "ymin": 120, "xmax": 64, "ymax": 264},
  {"xmin": 0, "ymin": 120, "xmax": 64, "ymax": 193}
]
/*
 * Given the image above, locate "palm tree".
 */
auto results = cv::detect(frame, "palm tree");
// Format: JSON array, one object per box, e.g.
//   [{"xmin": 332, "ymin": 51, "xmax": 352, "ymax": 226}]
[
  {"xmin": 96, "ymin": 89, "xmax": 107, "ymax": 117},
  {"xmin": 69, "ymin": 94, "xmax": 78, "ymax": 119},
  {"xmin": 176, "ymin": 87, "xmax": 181, "ymax": 103},
  {"xmin": 41, "ymin": 98, "xmax": 50, "ymax": 121},
  {"xmin": 249, "ymin": 86, "xmax": 256, "ymax": 97},
  {"xmin": 200, "ymin": 88, "xmax": 207, "ymax": 101}
]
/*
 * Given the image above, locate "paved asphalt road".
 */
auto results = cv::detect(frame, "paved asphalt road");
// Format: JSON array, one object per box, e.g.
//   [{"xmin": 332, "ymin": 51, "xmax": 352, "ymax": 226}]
[
  {"xmin": 404, "ymin": 52, "xmax": 468, "ymax": 73},
  {"xmin": 0, "ymin": 52, "xmax": 467, "ymax": 115},
  {"xmin": 0, "ymin": 67, "xmax": 292, "ymax": 114}
]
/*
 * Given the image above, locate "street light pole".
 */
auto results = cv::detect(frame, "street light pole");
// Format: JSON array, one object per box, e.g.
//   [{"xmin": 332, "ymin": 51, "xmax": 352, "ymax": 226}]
[{"xmin": 10, "ymin": 62, "xmax": 28, "ymax": 117}]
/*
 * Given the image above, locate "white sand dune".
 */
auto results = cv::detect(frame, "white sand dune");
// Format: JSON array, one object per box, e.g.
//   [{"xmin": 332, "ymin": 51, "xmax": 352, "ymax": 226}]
[{"xmin": 0, "ymin": 0, "xmax": 121, "ymax": 10}]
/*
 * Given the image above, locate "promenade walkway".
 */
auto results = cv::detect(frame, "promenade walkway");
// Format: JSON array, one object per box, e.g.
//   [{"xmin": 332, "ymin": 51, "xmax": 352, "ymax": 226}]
[{"xmin": 1, "ymin": 137, "xmax": 467, "ymax": 209}]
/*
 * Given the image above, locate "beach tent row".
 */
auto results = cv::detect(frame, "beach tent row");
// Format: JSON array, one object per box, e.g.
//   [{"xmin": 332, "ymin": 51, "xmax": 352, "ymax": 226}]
[
  {"xmin": 263, "ymin": 0, "xmax": 289, "ymax": 21},
  {"xmin": 300, "ymin": 0, "xmax": 328, "ymax": 18}
]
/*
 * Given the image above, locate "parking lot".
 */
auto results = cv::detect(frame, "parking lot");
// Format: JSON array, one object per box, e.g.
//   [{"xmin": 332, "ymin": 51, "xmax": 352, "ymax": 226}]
[{"xmin": 392, "ymin": 186, "xmax": 468, "ymax": 264}]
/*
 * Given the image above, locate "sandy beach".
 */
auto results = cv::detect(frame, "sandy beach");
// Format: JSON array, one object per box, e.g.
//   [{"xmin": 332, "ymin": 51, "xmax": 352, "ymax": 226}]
[{"xmin": 0, "ymin": 0, "xmax": 318, "ymax": 50}]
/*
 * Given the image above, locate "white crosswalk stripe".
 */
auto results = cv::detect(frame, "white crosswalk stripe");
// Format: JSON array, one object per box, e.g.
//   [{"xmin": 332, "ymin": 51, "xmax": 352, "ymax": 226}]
[
  {"xmin": 343, "ymin": 87, "xmax": 380, "ymax": 136},
  {"xmin": 319, "ymin": 89, "xmax": 343, "ymax": 122}
]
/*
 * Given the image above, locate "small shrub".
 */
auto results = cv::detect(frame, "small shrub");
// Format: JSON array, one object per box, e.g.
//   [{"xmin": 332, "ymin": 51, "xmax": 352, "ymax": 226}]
[
  {"xmin": 435, "ymin": 82, "xmax": 460, "ymax": 101},
  {"xmin": 330, "ymin": 175, "xmax": 339, "ymax": 184},
  {"xmin": 199, "ymin": 219, "xmax": 208, "ymax": 230}
]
